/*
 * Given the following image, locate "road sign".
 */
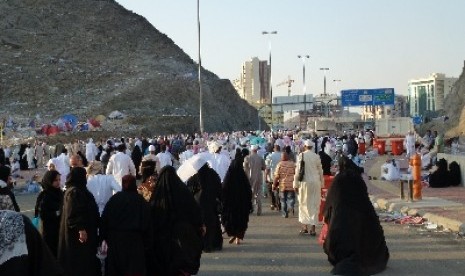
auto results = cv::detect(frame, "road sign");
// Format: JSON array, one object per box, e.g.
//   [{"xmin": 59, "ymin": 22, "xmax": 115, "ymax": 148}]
[
  {"xmin": 412, "ymin": 116, "xmax": 422, "ymax": 125},
  {"xmin": 341, "ymin": 88, "xmax": 395, "ymax": 106}
]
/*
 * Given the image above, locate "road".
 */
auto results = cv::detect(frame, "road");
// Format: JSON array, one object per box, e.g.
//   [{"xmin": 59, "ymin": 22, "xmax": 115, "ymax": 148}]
[{"xmin": 16, "ymin": 193, "xmax": 465, "ymax": 276}]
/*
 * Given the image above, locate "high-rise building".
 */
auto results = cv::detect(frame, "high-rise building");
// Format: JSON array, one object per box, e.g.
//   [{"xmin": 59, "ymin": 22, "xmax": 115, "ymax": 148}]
[
  {"xmin": 233, "ymin": 57, "xmax": 270, "ymax": 105},
  {"xmin": 408, "ymin": 73, "xmax": 457, "ymax": 116}
]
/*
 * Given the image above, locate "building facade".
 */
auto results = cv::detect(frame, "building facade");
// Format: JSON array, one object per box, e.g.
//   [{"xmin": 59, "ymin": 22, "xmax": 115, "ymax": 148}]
[
  {"xmin": 361, "ymin": 95, "xmax": 409, "ymax": 120},
  {"xmin": 408, "ymin": 73, "xmax": 457, "ymax": 116},
  {"xmin": 233, "ymin": 57, "xmax": 270, "ymax": 105}
]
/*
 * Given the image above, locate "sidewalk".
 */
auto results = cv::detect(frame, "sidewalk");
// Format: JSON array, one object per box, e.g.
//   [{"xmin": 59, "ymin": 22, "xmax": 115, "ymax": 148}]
[{"xmin": 364, "ymin": 155, "xmax": 465, "ymax": 233}]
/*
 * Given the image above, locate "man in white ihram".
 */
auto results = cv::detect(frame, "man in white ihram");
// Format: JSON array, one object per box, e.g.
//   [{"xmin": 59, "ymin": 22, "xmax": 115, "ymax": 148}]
[
  {"xmin": 105, "ymin": 143, "xmax": 136, "ymax": 187},
  {"xmin": 293, "ymin": 140, "xmax": 323, "ymax": 236},
  {"xmin": 85, "ymin": 138, "xmax": 99, "ymax": 162}
]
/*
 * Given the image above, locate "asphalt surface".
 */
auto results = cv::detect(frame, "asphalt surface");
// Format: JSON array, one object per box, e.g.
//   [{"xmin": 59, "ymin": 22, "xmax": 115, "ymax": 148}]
[{"xmin": 16, "ymin": 193, "xmax": 465, "ymax": 276}]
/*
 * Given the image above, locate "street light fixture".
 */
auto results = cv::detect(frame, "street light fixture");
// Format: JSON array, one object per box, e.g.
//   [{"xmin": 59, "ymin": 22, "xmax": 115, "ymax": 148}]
[
  {"xmin": 297, "ymin": 55, "xmax": 310, "ymax": 112},
  {"xmin": 197, "ymin": 0, "xmax": 204, "ymax": 133},
  {"xmin": 319, "ymin": 67, "xmax": 330, "ymax": 96},
  {"xmin": 262, "ymin": 30, "xmax": 277, "ymax": 129}
]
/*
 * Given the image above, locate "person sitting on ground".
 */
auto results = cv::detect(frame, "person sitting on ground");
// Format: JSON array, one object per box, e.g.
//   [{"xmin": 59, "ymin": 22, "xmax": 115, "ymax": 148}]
[
  {"xmin": 429, "ymin": 158, "xmax": 451, "ymax": 188},
  {"xmin": 323, "ymin": 156, "xmax": 389, "ymax": 275},
  {"xmin": 419, "ymin": 147, "xmax": 432, "ymax": 170},
  {"xmin": 448, "ymin": 161, "xmax": 461, "ymax": 187},
  {"xmin": 0, "ymin": 165, "xmax": 20, "ymax": 211},
  {"xmin": 380, "ymin": 158, "xmax": 401, "ymax": 181}
]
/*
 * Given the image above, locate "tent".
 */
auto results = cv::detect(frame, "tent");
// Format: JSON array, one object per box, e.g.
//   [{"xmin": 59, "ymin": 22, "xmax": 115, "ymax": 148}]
[
  {"xmin": 88, "ymin": 118, "xmax": 101, "ymax": 128},
  {"xmin": 95, "ymin": 114, "xmax": 106, "ymax": 123},
  {"xmin": 61, "ymin": 114, "xmax": 78, "ymax": 128},
  {"xmin": 108, "ymin": 111, "xmax": 125, "ymax": 119}
]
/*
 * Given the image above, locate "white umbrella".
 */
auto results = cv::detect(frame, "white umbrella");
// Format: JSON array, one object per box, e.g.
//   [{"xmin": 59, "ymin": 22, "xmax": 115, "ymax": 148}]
[{"xmin": 177, "ymin": 154, "xmax": 208, "ymax": 182}]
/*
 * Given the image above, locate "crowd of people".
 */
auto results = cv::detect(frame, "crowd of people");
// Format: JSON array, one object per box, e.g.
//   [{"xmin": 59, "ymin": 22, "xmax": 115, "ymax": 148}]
[{"xmin": 0, "ymin": 129, "xmax": 401, "ymax": 275}]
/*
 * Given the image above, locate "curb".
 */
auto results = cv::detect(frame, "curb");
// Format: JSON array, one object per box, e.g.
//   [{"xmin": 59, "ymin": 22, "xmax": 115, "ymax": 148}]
[{"xmin": 370, "ymin": 195, "xmax": 465, "ymax": 233}]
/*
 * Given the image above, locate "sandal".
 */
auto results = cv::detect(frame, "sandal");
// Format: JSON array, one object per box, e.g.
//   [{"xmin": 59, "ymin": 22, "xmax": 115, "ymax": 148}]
[
  {"xmin": 309, "ymin": 231, "xmax": 317, "ymax": 236},
  {"xmin": 229, "ymin": 237, "xmax": 236, "ymax": 244},
  {"xmin": 299, "ymin": 229, "xmax": 309, "ymax": 235}
]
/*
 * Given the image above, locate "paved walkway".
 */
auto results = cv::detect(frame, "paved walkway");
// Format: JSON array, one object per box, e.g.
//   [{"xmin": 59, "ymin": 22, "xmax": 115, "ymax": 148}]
[{"xmin": 364, "ymin": 155, "xmax": 465, "ymax": 233}]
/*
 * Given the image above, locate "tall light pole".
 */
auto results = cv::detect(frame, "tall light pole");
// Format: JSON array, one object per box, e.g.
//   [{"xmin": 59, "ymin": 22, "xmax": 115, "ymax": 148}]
[
  {"xmin": 262, "ymin": 30, "xmax": 277, "ymax": 129},
  {"xmin": 319, "ymin": 67, "xmax": 329, "ymax": 96},
  {"xmin": 333, "ymin": 79, "xmax": 341, "ymax": 93},
  {"xmin": 297, "ymin": 55, "xmax": 310, "ymax": 112},
  {"xmin": 197, "ymin": 0, "xmax": 204, "ymax": 133}
]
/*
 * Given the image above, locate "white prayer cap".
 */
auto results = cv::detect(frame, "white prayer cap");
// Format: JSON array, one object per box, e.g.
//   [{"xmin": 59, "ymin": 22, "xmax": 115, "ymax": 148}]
[
  {"xmin": 148, "ymin": 145, "xmax": 156, "ymax": 152},
  {"xmin": 304, "ymin": 140, "xmax": 314, "ymax": 147},
  {"xmin": 209, "ymin": 141, "xmax": 221, "ymax": 153},
  {"xmin": 250, "ymin": 145, "xmax": 258, "ymax": 151},
  {"xmin": 177, "ymin": 155, "xmax": 207, "ymax": 182}
]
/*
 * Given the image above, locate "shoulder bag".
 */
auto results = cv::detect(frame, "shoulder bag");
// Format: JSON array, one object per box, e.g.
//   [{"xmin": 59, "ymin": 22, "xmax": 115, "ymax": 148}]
[{"xmin": 298, "ymin": 153, "xmax": 305, "ymax": 181}]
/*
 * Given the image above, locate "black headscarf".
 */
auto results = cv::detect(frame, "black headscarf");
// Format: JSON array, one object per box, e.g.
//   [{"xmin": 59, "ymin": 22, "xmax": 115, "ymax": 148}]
[
  {"xmin": 121, "ymin": 174, "xmax": 137, "ymax": 192},
  {"xmin": 41, "ymin": 170, "xmax": 61, "ymax": 190},
  {"xmin": 65, "ymin": 167, "xmax": 87, "ymax": 189},
  {"xmin": 221, "ymin": 159, "xmax": 253, "ymax": 236},
  {"xmin": 323, "ymin": 157, "xmax": 389, "ymax": 276},
  {"xmin": 149, "ymin": 166, "xmax": 203, "ymax": 275},
  {"xmin": 150, "ymin": 166, "xmax": 202, "ymax": 232}
]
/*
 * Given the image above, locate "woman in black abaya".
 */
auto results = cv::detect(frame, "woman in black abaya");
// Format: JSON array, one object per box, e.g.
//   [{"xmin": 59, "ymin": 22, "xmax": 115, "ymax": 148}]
[
  {"xmin": 36, "ymin": 170, "xmax": 63, "ymax": 257},
  {"xmin": 57, "ymin": 167, "xmax": 101, "ymax": 276},
  {"xmin": 323, "ymin": 156, "xmax": 389, "ymax": 276},
  {"xmin": 101, "ymin": 175, "xmax": 152, "ymax": 276},
  {"xmin": 187, "ymin": 163, "xmax": 223, "ymax": 252},
  {"xmin": 221, "ymin": 152, "xmax": 253, "ymax": 245},
  {"xmin": 150, "ymin": 166, "xmax": 203, "ymax": 276}
]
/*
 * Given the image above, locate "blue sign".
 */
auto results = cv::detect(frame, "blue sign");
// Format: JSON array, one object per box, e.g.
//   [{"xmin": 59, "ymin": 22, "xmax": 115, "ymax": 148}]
[
  {"xmin": 341, "ymin": 88, "xmax": 395, "ymax": 106},
  {"xmin": 412, "ymin": 116, "xmax": 422, "ymax": 125}
]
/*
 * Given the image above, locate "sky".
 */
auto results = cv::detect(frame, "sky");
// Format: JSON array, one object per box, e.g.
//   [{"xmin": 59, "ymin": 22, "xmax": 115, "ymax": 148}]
[{"xmin": 116, "ymin": 0, "xmax": 465, "ymax": 99}]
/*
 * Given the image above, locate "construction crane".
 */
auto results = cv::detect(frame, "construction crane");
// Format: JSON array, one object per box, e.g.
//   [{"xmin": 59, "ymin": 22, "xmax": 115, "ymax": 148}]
[{"xmin": 277, "ymin": 76, "xmax": 295, "ymax": 96}]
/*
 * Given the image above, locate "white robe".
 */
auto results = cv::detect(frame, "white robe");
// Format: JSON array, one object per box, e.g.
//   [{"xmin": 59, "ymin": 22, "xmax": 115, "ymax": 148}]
[
  {"xmin": 156, "ymin": 152, "xmax": 173, "ymax": 171},
  {"xmin": 55, "ymin": 154, "xmax": 70, "ymax": 189},
  {"xmin": 404, "ymin": 134, "xmax": 416, "ymax": 157},
  {"xmin": 381, "ymin": 162, "xmax": 401, "ymax": 181},
  {"xmin": 105, "ymin": 152, "xmax": 136, "ymax": 186},
  {"xmin": 293, "ymin": 150, "xmax": 324, "ymax": 226},
  {"xmin": 85, "ymin": 141, "xmax": 98, "ymax": 162},
  {"xmin": 208, "ymin": 152, "xmax": 231, "ymax": 183},
  {"xmin": 86, "ymin": 174, "xmax": 121, "ymax": 215},
  {"xmin": 23, "ymin": 147, "xmax": 35, "ymax": 169}
]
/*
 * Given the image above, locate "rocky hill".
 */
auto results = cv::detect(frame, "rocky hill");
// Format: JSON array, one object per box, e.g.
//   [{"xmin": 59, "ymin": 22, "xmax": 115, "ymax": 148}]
[
  {"xmin": 0, "ymin": 0, "xmax": 261, "ymax": 136},
  {"xmin": 443, "ymin": 61, "xmax": 465, "ymax": 137}
]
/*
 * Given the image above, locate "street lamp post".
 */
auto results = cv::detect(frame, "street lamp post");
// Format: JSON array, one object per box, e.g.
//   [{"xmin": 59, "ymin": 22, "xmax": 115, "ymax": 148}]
[
  {"xmin": 319, "ymin": 68, "xmax": 330, "ymax": 96},
  {"xmin": 262, "ymin": 31, "xmax": 277, "ymax": 129},
  {"xmin": 298, "ymin": 55, "xmax": 310, "ymax": 112},
  {"xmin": 197, "ymin": 0, "xmax": 204, "ymax": 133}
]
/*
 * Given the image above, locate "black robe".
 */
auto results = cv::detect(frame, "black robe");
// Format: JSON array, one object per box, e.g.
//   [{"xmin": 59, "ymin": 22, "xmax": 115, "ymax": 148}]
[
  {"xmin": 57, "ymin": 167, "xmax": 101, "ymax": 276},
  {"xmin": 187, "ymin": 165, "xmax": 223, "ymax": 252},
  {"xmin": 0, "ymin": 212, "xmax": 64, "ymax": 276},
  {"xmin": 221, "ymin": 159, "xmax": 252, "ymax": 239},
  {"xmin": 323, "ymin": 169, "xmax": 389, "ymax": 276},
  {"xmin": 36, "ymin": 187, "xmax": 63, "ymax": 257},
  {"xmin": 131, "ymin": 145, "xmax": 143, "ymax": 179},
  {"xmin": 101, "ymin": 190, "xmax": 152, "ymax": 276},
  {"xmin": 319, "ymin": 150, "xmax": 333, "ymax": 176},
  {"xmin": 150, "ymin": 166, "xmax": 203, "ymax": 275},
  {"xmin": 429, "ymin": 158, "xmax": 450, "ymax": 188}
]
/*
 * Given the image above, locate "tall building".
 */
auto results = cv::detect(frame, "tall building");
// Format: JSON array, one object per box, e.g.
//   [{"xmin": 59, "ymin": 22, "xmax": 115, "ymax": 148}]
[
  {"xmin": 233, "ymin": 57, "xmax": 270, "ymax": 105},
  {"xmin": 408, "ymin": 73, "xmax": 457, "ymax": 116}
]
